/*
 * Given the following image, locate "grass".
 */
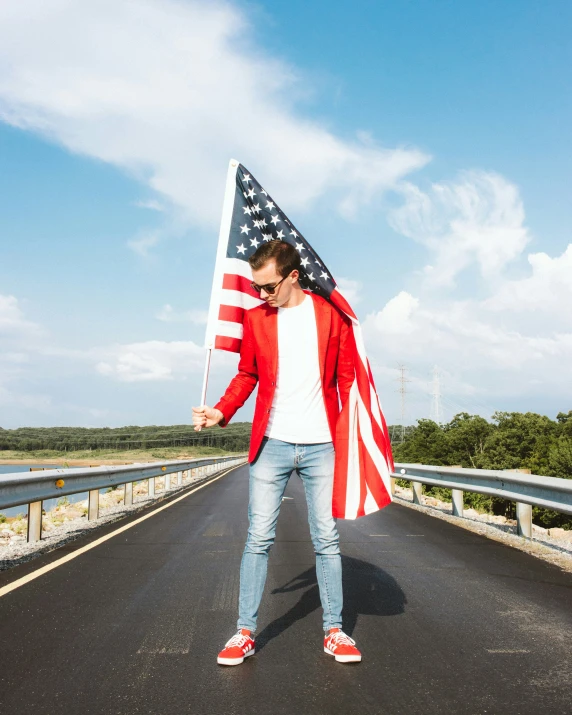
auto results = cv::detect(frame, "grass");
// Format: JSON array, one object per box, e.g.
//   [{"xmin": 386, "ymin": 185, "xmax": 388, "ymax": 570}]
[{"xmin": 0, "ymin": 445, "xmax": 244, "ymax": 462}]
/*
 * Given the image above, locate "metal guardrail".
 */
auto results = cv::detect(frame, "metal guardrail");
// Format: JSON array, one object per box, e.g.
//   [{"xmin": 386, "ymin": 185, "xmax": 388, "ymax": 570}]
[
  {"xmin": 392, "ymin": 463, "xmax": 572, "ymax": 537},
  {"xmin": 0, "ymin": 455, "xmax": 247, "ymax": 543}
]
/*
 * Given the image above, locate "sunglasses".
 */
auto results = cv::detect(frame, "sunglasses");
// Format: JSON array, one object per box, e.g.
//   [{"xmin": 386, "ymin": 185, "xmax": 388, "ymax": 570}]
[{"xmin": 250, "ymin": 275, "xmax": 287, "ymax": 295}]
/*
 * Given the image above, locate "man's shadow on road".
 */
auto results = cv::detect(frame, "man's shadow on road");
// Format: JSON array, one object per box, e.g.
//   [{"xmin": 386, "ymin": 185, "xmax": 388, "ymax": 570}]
[{"xmin": 255, "ymin": 555, "xmax": 406, "ymax": 651}]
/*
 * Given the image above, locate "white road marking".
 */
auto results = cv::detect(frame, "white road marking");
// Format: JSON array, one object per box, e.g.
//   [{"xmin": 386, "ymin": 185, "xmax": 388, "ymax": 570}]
[
  {"xmin": 486, "ymin": 649, "xmax": 531, "ymax": 654},
  {"xmin": 0, "ymin": 464, "xmax": 241, "ymax": 599},
  {"xmin": 137, "ymin": 646, "xmax": 190, "ymax": 654}
]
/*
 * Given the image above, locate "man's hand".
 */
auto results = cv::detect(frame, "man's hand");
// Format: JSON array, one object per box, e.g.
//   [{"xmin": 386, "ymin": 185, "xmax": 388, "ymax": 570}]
[{"xmin": 192, "ymin": 405, "xmax": 224, "ymax": 431}]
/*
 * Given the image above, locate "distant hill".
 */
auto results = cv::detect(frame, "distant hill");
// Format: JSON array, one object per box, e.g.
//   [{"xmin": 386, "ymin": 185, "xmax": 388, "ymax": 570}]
[{"xmin": 0, "ymin": 422, "xmax": 252, "ymax": 453}]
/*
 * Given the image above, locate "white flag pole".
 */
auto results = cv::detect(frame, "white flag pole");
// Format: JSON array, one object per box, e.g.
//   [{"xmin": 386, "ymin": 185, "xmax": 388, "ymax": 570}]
[
  {"xmin": 197, "ymin": 159, "xmax": 240, "ymax": 427},
  {"xmin": 199, "ymin": 347, "xmax": 212, "ymax": 408}
]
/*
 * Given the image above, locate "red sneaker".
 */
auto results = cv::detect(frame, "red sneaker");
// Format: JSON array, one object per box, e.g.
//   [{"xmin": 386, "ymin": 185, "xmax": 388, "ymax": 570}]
[
  {"xmin": 217, "ymin": 629, "xmax": 255, "ymax": 666},
  {"xmin": 324, "ymin": 628, "xmax": 362, "ymax": 663}
]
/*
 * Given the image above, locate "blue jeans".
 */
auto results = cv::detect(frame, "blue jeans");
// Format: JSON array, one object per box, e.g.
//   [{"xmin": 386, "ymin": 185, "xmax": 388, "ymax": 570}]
[{"xmin": 237, "ymin": 438, "xmax": 343, "ymax": 633}]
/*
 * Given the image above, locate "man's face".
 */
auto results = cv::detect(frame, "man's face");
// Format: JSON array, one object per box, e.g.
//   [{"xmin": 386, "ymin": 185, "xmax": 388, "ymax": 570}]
[{"xmin": 251, "ymin": 260, "xmax": 298, "ymax": 308}]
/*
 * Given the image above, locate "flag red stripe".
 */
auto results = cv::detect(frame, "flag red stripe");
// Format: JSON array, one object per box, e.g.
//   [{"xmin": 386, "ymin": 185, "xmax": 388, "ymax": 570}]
[
  {"xmin": 215, "ymin": 335, "xmax": 242, "ymax": 353},
  {"xmin": 330, "ymin": 288, "xmax": 358, "ymax": 321},
  {"xmin": 332, "ymin": 402, "xmax": 351, "ymax": 518},
  {"xmin": 222, "ymin": 273, "xmax": 259, "ymax": 298},
  {"xmin": 218, "ymin": 304, "xmax": 245, "ymax": 323}
]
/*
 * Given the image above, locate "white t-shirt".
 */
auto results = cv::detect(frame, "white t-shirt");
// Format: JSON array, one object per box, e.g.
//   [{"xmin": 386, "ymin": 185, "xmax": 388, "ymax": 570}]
[{"xmin": 265, "ymin": 295, "xmax": 332, "ymax": 444}]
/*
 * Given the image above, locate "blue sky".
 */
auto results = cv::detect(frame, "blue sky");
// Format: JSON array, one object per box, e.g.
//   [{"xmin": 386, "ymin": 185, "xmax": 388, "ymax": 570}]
[{"xmin": 0, "ymin": 0, "xmax": 571, "ymax": 429}]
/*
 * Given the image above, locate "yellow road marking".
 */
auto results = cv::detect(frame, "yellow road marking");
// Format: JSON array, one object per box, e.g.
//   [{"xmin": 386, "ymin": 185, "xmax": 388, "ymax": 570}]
[{"xmin": 0, "ymin": 464, "xmax": 243, "ymax": 599}]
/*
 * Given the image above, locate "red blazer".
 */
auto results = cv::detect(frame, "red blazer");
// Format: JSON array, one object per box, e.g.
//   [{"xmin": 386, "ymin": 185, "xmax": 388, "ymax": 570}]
[{"xmin": 215, "ymin": 293, "xmax": 354, "ymax": 462}]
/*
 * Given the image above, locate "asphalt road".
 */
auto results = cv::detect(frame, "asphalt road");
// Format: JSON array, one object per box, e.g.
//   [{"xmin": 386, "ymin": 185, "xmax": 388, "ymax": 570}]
[{"xmin": 1, "ymin": 464, "xmax": 571, "ymax": 715}]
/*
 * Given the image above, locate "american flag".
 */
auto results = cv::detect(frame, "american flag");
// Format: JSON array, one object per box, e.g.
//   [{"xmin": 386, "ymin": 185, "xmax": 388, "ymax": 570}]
[{"xmin": 205, "ymin": 160, "xmax": 394, "ymax": 519}]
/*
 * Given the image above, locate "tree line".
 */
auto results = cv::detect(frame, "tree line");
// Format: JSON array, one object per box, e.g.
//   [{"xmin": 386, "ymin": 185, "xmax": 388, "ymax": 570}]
[
  {"xmin": 0, "ymin": 422, "xmax": 252, "ymax": 453},
  {"xmin": 391, "ymin": 410, "xmax": 572, "ymax": 529}
]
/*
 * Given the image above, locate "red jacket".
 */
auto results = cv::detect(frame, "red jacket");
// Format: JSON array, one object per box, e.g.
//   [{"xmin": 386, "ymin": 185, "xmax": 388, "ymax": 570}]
[{"xmin": 214, "ymin": 293, "xmax": 354, "ymax": 462}]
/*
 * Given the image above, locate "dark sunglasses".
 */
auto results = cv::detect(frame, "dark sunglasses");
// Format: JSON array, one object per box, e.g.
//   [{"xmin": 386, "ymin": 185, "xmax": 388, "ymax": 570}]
[{"xmin": 250, "ymin": 275, "xmax": 287, "ymax": 295}]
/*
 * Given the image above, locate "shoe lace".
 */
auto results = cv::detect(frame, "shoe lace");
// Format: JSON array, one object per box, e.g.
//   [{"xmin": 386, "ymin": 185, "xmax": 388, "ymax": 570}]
[
  {"xmin": 328, "ymin": 630, "xmax": 356, "ymax": 647},
  {"xmin": 225, "ymin": 631, "xmax": 250, "ymax": 649}
]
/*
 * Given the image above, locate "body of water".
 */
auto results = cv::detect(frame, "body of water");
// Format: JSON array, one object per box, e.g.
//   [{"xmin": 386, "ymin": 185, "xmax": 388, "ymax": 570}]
[{"xmin": 0, "ymin": 464, "xmax": 89, "ymax": 518}]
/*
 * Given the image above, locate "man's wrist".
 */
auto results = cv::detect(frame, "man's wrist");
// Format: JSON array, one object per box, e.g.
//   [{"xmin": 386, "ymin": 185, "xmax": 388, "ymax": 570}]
[{"xmin": 213, "ymin": 408, "xmax": 224, "ymax": 424}]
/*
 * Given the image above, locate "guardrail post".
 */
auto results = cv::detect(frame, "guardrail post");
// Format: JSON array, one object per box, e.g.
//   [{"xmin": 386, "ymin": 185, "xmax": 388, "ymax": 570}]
[
  {"xmin": 88, "ymin": 489, "xmax": 99, "ymax": 520},
  {"xmin": 390, "ymin": 477, "xmax": 396, "ymax": 496},
  {"xmin": 452, "ymin": 489, "xmax": 464, "ymax": 517},
  {"xmin": 412, "ymin": 482, "xmax": 423, "ymax": 505},
  {"xmin": 148, "ymin": 477, "xmax": 155, "ymax": 498},
  {"xmin": 27, "ymin": 501, "xmax": 43, "ymax": 542},
  {"xmin": 177, "ymin": 471, "xmax": 182, "ymax": 486},
  {"xmin": 165, "ymin": 473, "xmax": 171, "ymax": 491},
  {"xmin": 516, "ymin": 502, "xmax": 532, "ymax": 538},
  {"xmin": 124, "ymin": 482, "xmax": 133, "ymax": 506}
]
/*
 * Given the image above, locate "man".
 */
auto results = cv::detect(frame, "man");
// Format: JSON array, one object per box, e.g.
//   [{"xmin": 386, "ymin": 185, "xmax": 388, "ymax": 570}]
[{"xmin": 192, "ymin": 240, "xmax": 362, "ymax": 665}]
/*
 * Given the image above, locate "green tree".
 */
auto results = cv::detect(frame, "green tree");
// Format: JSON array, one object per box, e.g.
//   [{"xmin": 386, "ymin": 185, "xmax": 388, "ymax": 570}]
[
  {"xmin": 393, "ymin": 419, "xmax": 451, "ymax": 465},
  {"xmin": 481, "ymin": 411, "xmax": 556, "ymax": 473},
  {"xmin": 549, "ymin": 437, "xmax": 572, "ymax": 479},
  {"xmin": 442, "ymin": 413, "xmax": 493, "ymax": 468}
]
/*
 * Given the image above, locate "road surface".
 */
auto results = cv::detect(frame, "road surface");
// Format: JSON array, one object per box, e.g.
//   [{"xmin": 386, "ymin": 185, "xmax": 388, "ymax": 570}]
[{"xmin": 1, "ymin": 464, "xmax": 571, "ymax": 714}]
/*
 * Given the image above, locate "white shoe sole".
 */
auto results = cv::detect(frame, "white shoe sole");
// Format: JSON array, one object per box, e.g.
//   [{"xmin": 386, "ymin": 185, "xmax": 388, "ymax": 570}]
[
  {"xmin": 217, "ymin": 648, "xmax": 255, "ymax": 666},
  {"xmin": 324, "ymin": 646, "xmax": 362, "ymax": 663}
]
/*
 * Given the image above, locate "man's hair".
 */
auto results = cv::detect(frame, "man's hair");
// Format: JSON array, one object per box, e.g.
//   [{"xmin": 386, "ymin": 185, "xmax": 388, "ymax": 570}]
[{"xmin": 248, "ymin": 240, "xmax": 301, "ymax": 278}]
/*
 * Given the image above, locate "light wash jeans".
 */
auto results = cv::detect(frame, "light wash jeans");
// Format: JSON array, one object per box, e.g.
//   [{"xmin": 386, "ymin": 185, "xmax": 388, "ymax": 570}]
[{"xmin": 237, "ymin": 438, "xmax": 343, "ymax": 633}]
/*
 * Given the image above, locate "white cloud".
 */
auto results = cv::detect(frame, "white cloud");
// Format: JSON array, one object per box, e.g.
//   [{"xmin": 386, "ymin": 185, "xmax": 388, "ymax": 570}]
[
  {"xmin": 388, "ymin": 171, "xmax": 531, "ymax": 287},
  {"xmin": 95, "ymin": 340, "xmax": 205, "ymax": 382},
  {"xmin": 0, "ymin": 294, "xmax": 43, "ymax": 336},
  {"xmin": 363, "ymin": 283, "xmax": 572, "ymax": 423},
  {"xmin": 484, "ymin": 244, "xmax": 572, "ymax": 322},
  {"xmin": 0, "ymin": 385, "xmax": 52, "ymax": 411},
  {"xmin": 336, "ymin": 277, "xmax": 362, "ymax": 305},
  {"xmin": 365, "ymin": 291, "xmax": 570, "ymax": 371},
  {"xmin": 369, "ymin": 291, "xmax": 419, "ymax": 335},
  {"xmin": 127, "ymin": 231, "xmax": 162, "ymax": 257},
  {"xmin": 156, "ymin": 303, "xmax": 208, "ymax": 324},
  {"xmin": 133, "ymin": 199, "xmax": 165, "ymax": 212},
  {"xmin": 359, "ymin": 172, "xmax": 572, "ymax": 422},
  {"xmin": 0, "ymin": 294, "xmax": 52, "ymax": 418},
  {"xmin": 0, "ymin": 0, "xmax": 429, "ymax": 230}
]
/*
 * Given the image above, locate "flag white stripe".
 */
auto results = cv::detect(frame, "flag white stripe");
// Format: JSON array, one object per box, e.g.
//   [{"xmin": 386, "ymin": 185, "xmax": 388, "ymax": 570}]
[
  {"xmin": 363, "ymin": 481, "xmax": 378, "ymax": 515},
  {"xmin": 215, "ymin": 320, "xmax": 244, "ymax": 340},
  {"xmin": 220, "ymin": 289, "xmax": 262, "ymax": 310},
  {"xmin": 223, "ymin": 257, "xmax": 256, "ymax": 280},
  {"xmin": 344, "ymin": 383, "xmax": 361, "ymax": 519}
]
